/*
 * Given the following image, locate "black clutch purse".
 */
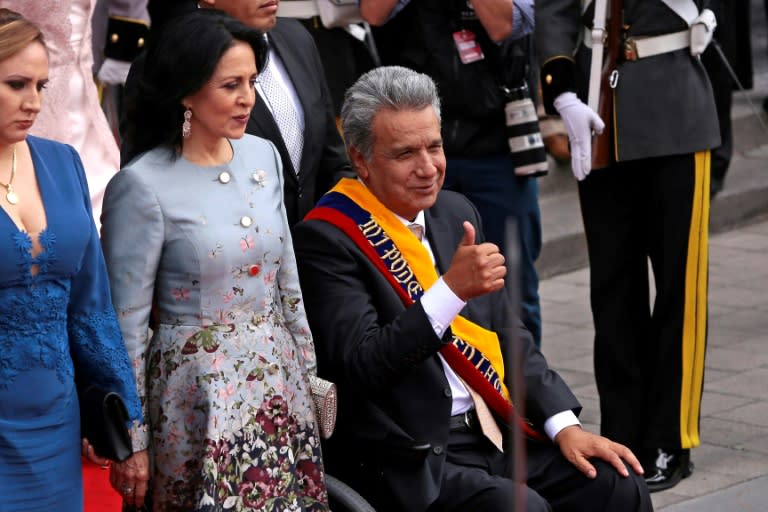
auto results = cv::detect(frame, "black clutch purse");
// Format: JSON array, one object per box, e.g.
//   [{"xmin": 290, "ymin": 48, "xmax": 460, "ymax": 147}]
[{"xmin": 80, "ymin": 386, "xmax": 133, "ymax": 462}]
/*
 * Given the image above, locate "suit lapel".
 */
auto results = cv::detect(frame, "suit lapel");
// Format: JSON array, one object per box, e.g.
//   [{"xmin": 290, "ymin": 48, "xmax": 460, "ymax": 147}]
[
  {"xmin": 267, "ymin": 20, "xmax": 312, "ymax": 179},
  {"xmin": 248, "ymin": 77, "xmax": 299, "ymax": 184},
  {"xmin": 247, "ymin": 27, "xmax": 302, "ymax": 182},
  {"xmin": 424, "ymin": 195, "xmax": 460, "ymax": 275},
  {"xmin": 248, "ymin": 93, "xmax": 281, "ymax": 141}
]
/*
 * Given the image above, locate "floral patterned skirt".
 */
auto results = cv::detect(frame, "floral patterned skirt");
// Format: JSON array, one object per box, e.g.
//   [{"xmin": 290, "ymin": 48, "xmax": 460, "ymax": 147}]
[{"xmin": 144, "ymin": 320, "xmax": 328, "ymax": 511}]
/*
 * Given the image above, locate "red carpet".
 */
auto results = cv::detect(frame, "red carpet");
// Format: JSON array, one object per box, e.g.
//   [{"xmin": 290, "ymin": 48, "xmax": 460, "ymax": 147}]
[{"xmin": 83, "ymin": 459, "xmax": 122, "ymax": 511}]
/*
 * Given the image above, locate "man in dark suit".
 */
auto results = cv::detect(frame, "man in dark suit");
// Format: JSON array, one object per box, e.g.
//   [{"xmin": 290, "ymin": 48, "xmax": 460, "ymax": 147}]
[
  {"xmin": 121, "ymin": 0, "xmax": 351, "ymax": 226},
  {"xmin": 294, "ymin": 66, "xmax": 652, "ymax": 512}
]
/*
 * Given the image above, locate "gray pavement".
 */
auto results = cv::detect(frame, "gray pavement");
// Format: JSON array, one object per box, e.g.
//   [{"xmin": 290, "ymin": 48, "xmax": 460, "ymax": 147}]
[{"xmin": 539, "ymin": 217, "xmax": 768, "ymax": 511}]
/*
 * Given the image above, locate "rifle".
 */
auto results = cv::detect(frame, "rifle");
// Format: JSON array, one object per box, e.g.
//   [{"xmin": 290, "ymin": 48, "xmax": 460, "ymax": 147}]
[{"xmin": 590, "ymin": 0, "xmax": 622, "ymax": 169}]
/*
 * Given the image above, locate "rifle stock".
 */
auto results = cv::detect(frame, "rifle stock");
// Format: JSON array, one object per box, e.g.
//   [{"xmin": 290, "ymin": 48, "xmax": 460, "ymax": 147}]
[
  {"xmin": 591, "ymin": 65, "xmax": 614, "ymax": 169},
  {"xmin": 591, "ymin": 0, "xmax": 622, "ymax": 170}
]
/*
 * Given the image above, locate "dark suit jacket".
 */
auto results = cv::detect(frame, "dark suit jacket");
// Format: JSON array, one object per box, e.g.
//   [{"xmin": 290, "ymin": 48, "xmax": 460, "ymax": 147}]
[
  {"xmin": 120, "ymin": 17, "xmax": 351, "ymax": 227},
  {"xmin": 246, "ymin": 18, "xmax": 351, "ymax": 226},
  {"xmin": 294, "ymin": 190, "xmax": 580, "ymax": 511}
]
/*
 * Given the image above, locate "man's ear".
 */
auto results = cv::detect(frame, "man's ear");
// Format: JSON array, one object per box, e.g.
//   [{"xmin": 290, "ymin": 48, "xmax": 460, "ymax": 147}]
[{"xmin": 349, "ymin": 146, "xmax": 369, "ymax": 180}]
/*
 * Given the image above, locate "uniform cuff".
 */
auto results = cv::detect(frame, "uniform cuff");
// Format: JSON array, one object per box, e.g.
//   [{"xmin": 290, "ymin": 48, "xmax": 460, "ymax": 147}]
[
  {"xmin": 540, "ymin": 56, "xmax": 577, "ymax": 115},
  {"xmin": 104, "ymin": 16, "xmax": 149, "ymax": 62},
  {"xmin": 129, "ymin": 421, "xmax": 150, "ymax": 452}
]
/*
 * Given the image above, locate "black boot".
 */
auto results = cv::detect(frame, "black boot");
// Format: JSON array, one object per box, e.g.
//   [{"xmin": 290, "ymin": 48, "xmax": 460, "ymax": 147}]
[{"xmin": 644, "ymin": 448, "xmax": 694, "ymax": 493}]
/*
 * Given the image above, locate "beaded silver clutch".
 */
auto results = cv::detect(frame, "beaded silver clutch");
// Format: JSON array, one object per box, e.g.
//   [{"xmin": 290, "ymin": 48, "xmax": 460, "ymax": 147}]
[{"xmin": 309, "ymin": 375, "xmax": 337, "ymax": 439}]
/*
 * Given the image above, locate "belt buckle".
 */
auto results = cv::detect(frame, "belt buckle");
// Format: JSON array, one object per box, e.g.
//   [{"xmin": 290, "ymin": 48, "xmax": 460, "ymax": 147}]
[
  {"xmin": 464, "ymin": 410, "xmax": 475, "ymax": 430},
  {"xmin": 623, "ymin": 38, "xmax": 638, "ymax": 61}
]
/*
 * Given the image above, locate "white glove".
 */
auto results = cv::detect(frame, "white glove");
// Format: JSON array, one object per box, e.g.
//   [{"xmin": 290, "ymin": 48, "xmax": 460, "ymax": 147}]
[
  {"xmin": 690, "ymin": 9, "xmax": 717, "ymax": 57},
  {"xmin": 97, "ymin": 58, "xmax": 132, "ymax": 86},
  {"xmin": 553, "ymin": 92, "xmax": 605, "ymax": 181}
]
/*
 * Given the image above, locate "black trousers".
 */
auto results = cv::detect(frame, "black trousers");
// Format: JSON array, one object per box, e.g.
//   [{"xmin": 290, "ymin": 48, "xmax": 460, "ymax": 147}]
[
  {"xmin": 702, "ymin": 44, "xmax": 733, "ymax": 188},
  {"xmin": 578, "ymin": 153, "xmax": 710, "ymax": 462},
  {"xmin": 426, "ymin": 429, "xmax": 652, "ymax": 512}
]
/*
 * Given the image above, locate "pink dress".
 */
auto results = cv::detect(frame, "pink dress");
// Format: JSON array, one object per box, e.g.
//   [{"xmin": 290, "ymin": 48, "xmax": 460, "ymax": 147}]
[{"xmin": 0, "ymin": 0, "xmax": 120, "ymax": 227}]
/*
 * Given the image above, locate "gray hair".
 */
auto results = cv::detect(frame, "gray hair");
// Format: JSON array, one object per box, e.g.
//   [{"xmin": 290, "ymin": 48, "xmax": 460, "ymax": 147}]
[{"xmin": 341, "ymin": 65, "xmax": 441, "ymax": 161}]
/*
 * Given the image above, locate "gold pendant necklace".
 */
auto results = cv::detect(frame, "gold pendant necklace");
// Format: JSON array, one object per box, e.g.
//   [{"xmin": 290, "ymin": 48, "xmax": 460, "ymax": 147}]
[{"xmin": 0, "ymin": 145, "xmax": 18, "ymax": 205}]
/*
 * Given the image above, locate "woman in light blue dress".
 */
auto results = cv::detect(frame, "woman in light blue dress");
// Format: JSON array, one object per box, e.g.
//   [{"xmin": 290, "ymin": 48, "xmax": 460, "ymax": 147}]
[
  {"xmin": 102, "ymin": 10, "xmax": 329, "ymax": 511},
  {"xmin": 0, "ymin": 8, "xmax": 143, "ymax": 511}
]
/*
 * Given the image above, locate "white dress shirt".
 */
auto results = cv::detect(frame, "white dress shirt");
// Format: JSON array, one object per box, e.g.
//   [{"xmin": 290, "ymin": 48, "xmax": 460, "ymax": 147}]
[{"xmin": 399, "ymin": 212, "xmax": 580, "ymax": 441}]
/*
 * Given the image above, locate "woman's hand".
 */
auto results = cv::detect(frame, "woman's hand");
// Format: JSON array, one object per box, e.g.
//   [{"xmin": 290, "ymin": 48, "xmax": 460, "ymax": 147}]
[
  {"xmin": 109, "ymin": 449, "xmax": 150, "ymax": 507},
  {"xmin": 82, "ymin": 438, "xmax": 112, "ymax": 467}
]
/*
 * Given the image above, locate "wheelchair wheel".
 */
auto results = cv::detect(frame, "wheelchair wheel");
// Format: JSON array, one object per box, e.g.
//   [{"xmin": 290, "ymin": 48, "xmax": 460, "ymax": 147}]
[{"xmin": 325, "ymin": 473, "xmax": 376, "ymax": 512}]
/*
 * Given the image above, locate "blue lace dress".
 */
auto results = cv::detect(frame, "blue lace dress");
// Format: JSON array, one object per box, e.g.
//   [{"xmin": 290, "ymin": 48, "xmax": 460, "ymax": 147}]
[{"xmin": 0, "ymin": 136, "xmax": 142, "ymax": 511}]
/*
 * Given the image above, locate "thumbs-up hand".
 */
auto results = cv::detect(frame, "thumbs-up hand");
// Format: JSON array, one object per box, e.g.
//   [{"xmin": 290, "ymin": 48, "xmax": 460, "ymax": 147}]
[
  {"xmin": 458, "ymin": 221, "xmax": 476, "ymax": 247},
  {"xmin": 443, "ymin": 221, "xmax": 506, "ymax": 301}
]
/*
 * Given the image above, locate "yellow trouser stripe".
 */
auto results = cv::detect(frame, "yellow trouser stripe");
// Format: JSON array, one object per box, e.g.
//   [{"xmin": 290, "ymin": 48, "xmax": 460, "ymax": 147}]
[{"xmin": 680, "ymin": 151, "xmax": 710, "ymax": 448}]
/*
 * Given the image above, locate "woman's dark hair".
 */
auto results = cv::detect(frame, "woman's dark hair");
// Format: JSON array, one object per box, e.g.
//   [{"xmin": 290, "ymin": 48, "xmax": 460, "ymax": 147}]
[{"xmin": 124, "ymin": 9, "xmax": 267, "ymax": 158}]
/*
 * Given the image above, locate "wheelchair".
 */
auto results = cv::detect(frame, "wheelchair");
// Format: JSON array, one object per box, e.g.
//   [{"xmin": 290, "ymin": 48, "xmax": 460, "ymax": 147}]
[
  {"xmin": 326, "ymin": 473, "xmax": 376, "ymax": 512},
  {"xmin": 122, "ymin": 474, "xmax": 374, "ymax": 511}
]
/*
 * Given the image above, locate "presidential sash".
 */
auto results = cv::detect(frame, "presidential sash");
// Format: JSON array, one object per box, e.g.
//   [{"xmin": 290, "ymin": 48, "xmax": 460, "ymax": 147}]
[{"xmin": 306, "ymin": 178, "xmax": 543, "ymax": 440}]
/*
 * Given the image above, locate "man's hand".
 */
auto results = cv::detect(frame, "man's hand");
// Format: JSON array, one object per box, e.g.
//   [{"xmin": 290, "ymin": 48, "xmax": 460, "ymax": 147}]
[
  {"xmin": 553, "ymin": 92, "xmax": 605, "ymax": 181},
  {"xmin": 443, "ymin": 222, "xmax": 506, "ymax": 301},
  {"xmin": 555, "ymin": 425, "xmax": 644, "ymax": 479}
]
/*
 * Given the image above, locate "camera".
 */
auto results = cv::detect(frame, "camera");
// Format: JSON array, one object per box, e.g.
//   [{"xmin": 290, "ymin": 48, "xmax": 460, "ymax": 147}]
[{"xmin": 504, "ymin": 83, "xmax": 548, "ymax": 177}]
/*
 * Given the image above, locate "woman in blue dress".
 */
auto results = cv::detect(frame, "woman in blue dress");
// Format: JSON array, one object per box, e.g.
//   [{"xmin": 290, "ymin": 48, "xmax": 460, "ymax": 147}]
[{"xmin": 0, "ymin": 8, "xmax": 144, "ymax": 510}]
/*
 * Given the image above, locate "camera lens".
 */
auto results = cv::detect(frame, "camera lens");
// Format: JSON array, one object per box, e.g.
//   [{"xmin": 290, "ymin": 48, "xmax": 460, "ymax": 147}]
[{"xmin": 505, "ymin": 87, "xmax": 548, "ymax": 177}]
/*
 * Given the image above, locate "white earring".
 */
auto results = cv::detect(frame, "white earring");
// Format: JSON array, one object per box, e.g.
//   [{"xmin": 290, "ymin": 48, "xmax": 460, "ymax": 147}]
[{"xmin": 182, "ymin": 108, "xmax": 192, "ymax": 138}]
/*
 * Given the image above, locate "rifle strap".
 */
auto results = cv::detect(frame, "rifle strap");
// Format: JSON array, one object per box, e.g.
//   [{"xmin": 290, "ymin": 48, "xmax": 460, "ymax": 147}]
[{"xmin": 586, "ymin": 0, "xmax": 608, "ymax": 111}]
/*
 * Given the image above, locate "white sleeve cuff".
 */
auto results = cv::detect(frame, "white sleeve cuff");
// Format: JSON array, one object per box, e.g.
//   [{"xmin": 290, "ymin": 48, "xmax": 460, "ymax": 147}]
[
  {"xmin": 544, "ymin": 410, "xmax": 581, "ymax": 441},
  {"xmin": 421, "ymin": 277, "xmax": 467, "ymax": 338}
]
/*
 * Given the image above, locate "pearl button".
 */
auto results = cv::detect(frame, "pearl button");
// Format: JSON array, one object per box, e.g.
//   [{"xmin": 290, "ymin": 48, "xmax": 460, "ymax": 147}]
[
  {"xmin": 240, "ymin": 216, "xmax": 252, "ymax": 228},
  {"xmin": 218, "ymin": 171, "xmax": 231, "ymax": 184}
]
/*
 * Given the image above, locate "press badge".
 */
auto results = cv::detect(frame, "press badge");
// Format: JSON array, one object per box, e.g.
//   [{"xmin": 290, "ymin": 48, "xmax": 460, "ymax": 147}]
[{"xmin": 453, "ymin": 29, "xmax": 484, "ymax": 64}]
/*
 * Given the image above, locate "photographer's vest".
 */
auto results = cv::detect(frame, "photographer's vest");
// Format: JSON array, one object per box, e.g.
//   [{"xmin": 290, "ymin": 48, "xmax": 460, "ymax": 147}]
[{"xmin": 371, "ymin": 0, "xmax": 528, "ymax": 157}]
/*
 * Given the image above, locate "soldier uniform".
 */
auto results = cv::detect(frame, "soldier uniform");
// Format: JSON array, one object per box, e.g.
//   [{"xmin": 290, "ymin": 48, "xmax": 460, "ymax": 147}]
[{"xmin": 536, "ymin": 0, "xmax": 720, "ymax": 492}]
